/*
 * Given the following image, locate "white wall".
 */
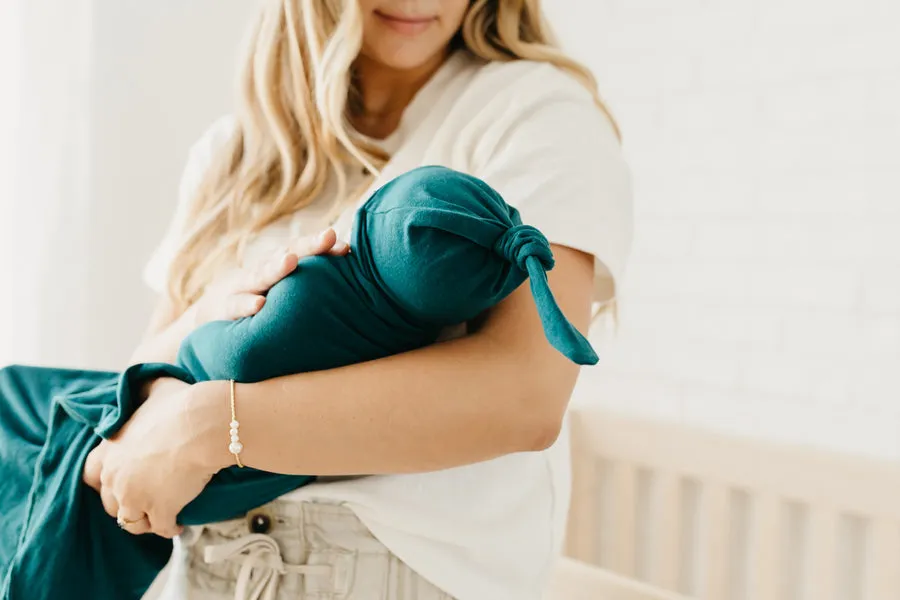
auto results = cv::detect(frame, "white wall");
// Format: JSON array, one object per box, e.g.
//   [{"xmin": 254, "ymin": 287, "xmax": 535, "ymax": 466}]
[
  {"xmin": 0, "ymin": 0, "xmax": 95, "ymax": 365},
  {"xmin": 81, "ymin": 0, "xmax": 258, "ymax": 368},
  {"xmin": 0, "ymin": 1, "xmax": 256, "ymax": 368},
  {"xmin": 548, "ymin": 1, "xmax": 900, "ymax": 458},
  {"xmin": 0, "ymin": 2, "xmax": 23, "ymax": 364}
]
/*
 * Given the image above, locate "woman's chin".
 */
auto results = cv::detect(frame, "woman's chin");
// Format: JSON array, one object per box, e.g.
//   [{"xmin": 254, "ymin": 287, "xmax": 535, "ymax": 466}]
[
  {"xmin": 361, "ymin": 25, "xmax": 451, "ymax": 70},
  {"xmin": 362, "ymin": 45, "xmax": 444, "ymax": 72}
]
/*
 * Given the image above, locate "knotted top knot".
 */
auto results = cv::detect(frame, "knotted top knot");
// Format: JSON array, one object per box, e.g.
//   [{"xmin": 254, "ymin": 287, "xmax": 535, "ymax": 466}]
[{"xmin": 493, "ymin": 224, "xmax": 555, "ymax": 272}]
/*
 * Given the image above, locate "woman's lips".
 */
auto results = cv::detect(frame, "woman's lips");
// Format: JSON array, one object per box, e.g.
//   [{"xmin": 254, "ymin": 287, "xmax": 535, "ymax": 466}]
[{"xmin": 374, "ymin": 10, "xmax": 437, "ymax": 35}]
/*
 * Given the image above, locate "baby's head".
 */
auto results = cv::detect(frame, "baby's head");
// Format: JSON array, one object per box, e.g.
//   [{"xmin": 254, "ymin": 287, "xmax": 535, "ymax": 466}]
[
  {"xmin": 357, "ymin": 166, "xmax": 535, "ymax": 322},
  {"xmin": 353, "ymin": 166, "xmax": 598, "ymax": 365}
]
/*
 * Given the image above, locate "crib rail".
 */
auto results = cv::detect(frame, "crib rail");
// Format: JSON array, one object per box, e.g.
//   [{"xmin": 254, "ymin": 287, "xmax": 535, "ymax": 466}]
[
  {"xmin": 565, "ymin": 409, "xmax": 900, "ymax": 600},
  {"xmin": 545, "ymin": 557, "xmax": 692, "ymax": 600}
]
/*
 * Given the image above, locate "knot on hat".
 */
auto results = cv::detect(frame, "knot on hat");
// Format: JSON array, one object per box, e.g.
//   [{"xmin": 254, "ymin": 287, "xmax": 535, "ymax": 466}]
[{"xmin": 493, "ymin": 224, "xmax": 555, "ymax": 272}]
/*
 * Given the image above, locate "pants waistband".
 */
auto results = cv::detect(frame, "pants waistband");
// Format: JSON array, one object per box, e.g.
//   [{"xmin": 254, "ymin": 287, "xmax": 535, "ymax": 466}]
[{"xmin": 175, "ymin": 500, "xmax": 430, "ymax": 600}]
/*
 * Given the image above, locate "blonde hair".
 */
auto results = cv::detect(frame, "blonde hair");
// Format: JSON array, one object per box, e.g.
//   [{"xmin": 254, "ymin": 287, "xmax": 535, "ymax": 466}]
[{"xmin": 167, "ymin": 0, "xmax": 619, "ymax": 313}]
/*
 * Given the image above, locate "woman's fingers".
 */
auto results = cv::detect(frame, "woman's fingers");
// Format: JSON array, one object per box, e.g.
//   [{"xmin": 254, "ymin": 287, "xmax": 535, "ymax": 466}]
[
  {"xmin": 189, "ymin": 228, "xmax": 351, "ymax": 327},
  {"xmin": 146, "ymin": 510, "xmax": 183, "ymax": 539},
  {"xmin": 82, "ymin": 446, "xmax": 103, "ymax": 492},
  {"xmin": 293, "ymin": 228, "xmax": 337, "ymax": 257},
  {"xmin": 118, "ymin": 511, "xmax": 152, "ymax": 536},
  {"xmin": 115, "ymin": 503, "xmax": 152, "ymax": 536},
  {"xmin": 238, "ymin": 252, "xmax": 300, "ymax": 296},
  {"xmin": 289, "ymin": 228, "xmax": 350, "ymax": 257},
  {"xmin": 100, "ymin": 486, "xmax": 120, "ymax": 519},
  {"xmin": 224, "ymin": 293, "xmax": 266, "ymax": 321},
  {"xmin": 329, "ymin": 240, "xmax": 351, "ymax": 255},
  {"xmin": 228, "ymin": 228, "xmax": 348, "ymax": 299}
]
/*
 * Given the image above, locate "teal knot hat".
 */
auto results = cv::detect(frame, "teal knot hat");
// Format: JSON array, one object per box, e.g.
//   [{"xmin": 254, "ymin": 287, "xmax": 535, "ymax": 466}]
[{"xmin": 356, "ymin": 165, "xmax": 598, "ymax": 365}]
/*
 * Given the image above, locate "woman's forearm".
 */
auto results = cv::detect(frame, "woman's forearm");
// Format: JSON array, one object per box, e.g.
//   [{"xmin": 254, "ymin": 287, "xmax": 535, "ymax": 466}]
[
  {"xmin": 196, "ymin": 331, "xmax": 566, "ymax": 475},
  {"xmin": 191, "ymin": 247, "xmax": 594, "ymax": 476}
]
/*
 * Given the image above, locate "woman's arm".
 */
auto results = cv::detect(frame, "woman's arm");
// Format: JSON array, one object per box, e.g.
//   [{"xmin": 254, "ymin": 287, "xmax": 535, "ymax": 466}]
[
  {"xmin": 86, "ymin": 246, "xmax": 594, "ymax": 538},
  {"xmin": 189, "ymin": 244, "xmax": 595, "ymax": 475}
]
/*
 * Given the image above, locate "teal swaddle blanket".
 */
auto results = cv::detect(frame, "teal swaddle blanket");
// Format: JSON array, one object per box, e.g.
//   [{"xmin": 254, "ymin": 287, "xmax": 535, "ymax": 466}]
[{"xmin": 0, "ymin": 166, "xmax": 598, "ymax": 599}]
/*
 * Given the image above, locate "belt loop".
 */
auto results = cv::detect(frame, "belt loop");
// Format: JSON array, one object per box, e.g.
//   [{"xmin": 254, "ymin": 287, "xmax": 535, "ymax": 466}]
[{"xmin": 331, "ymin": 552, "xmax": 355, "ymax": 596}]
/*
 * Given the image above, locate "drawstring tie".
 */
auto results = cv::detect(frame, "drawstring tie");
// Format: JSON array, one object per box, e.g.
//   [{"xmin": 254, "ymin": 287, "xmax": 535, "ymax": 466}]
[
  {"xmin": 203, "ymin": 533, "xmax": 332, "ymax": 600},
  {"xmin": 493, "ymin": 224, "xmax": 599, "ymax": 365}
]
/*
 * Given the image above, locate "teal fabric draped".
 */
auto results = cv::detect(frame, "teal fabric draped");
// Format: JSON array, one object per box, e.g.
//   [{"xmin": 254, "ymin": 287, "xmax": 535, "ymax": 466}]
[{"xmin": 0, "ymin": 166, "xmax": 598, "ymax": 599}]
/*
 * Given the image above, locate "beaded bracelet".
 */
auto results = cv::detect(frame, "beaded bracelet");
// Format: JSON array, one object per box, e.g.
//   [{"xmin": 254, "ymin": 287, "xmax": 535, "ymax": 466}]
[{"xmin": 228, "ymin": 380, "xmax": 244, "ymax": 468}]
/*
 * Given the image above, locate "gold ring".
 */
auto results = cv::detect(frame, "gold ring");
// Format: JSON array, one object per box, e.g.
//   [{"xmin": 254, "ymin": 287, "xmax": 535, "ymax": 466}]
[{"xmin": 116, "ymin": 515, "xmax": 145, "ymax": 529}]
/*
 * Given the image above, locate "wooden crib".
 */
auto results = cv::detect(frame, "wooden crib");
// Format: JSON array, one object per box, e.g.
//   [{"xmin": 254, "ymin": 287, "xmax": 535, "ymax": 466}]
[{"xmin": 560, "ymin": 408, "xmax": 900, "ymax": 600}]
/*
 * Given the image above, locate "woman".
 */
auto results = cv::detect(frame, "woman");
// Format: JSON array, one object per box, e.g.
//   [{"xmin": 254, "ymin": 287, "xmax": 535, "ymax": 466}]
[{"xmin": 83, "ymin": 0, "xmax": 632, "ymax": 598}]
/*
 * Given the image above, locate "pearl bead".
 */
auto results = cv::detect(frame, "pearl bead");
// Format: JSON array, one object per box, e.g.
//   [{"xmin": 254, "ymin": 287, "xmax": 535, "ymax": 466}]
[
  {"xmin": 229, "ymin": 442, "xmax": 244, "ymax": 454},
  {"xmin": 231, "ymin": 433, "xmax": 240, "ymax": 442},
  {"xmin": 230, "ymin": 420, "xmax": 240, "ymax": 428},
  {"xmin": 229, "ymin": 428, "xmax": 239, "ymax": 436}
]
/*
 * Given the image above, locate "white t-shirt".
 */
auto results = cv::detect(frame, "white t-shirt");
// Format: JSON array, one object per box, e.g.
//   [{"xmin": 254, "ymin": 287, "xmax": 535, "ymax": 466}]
[{"xmin": 144, "ymin": 50, "xmax": 632, "ymax": 600}]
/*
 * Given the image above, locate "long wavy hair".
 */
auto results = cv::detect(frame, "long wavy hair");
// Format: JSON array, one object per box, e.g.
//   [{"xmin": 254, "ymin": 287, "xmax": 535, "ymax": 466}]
[{"xmin": 166, "ymin": 0, "xmax": 619, "ymax": 312}]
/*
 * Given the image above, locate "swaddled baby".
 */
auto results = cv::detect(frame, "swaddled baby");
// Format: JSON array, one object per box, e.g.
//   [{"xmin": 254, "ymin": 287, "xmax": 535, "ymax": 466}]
[
  {"xmin": 0, "ymin": 165, "xmax": 598, "ymax": 600},
  {"xmin": 177, "ymin": 164, "xmax": 598, "ymax": 382},
  {"xmin": 164, "ymin": 164, "xmax": 599, "ymax": 522}
]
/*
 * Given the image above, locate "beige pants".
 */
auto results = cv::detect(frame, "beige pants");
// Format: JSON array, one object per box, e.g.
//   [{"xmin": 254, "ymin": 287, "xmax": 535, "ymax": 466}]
[{"xmin": 148, "ymin": 501, "xmax": 454, "ymax": 600}]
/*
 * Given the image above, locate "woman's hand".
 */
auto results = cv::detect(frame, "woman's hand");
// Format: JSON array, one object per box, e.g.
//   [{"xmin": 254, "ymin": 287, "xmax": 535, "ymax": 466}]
[
  {"xmin": 87, "ymin": 229, "xmax": 352, "ymax": 537},
  {"xmin": 185, "ymin": 228, "xmax": 350, "ymax": 329},
  {"xmin": 128, "ymin": 228, "xmax": 350, "ymax": 366},
  {"xmin": 82, "ymin": 378, "xmax": 228, "ymax": 538}
]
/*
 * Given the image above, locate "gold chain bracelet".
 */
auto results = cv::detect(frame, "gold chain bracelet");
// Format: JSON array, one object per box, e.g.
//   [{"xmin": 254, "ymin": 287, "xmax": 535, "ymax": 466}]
[{"xmin": 228, "ymin": 380, "xmax": 244, "ymax": 468}]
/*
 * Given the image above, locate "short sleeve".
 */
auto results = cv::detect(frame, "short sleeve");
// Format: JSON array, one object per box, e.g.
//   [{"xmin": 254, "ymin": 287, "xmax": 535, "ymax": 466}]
[
  {"xmin": 142, "ymin": 116, "xmax": 236, "ymax": 294},
  {"xmin": 470, "ymin": 80, "xmax": 633, "ymax": 305}
]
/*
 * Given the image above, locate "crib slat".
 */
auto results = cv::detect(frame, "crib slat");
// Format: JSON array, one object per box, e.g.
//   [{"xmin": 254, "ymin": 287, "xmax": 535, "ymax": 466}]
[
  {"xmin": 612, "ymin": 462, "xmax": 638, "ymax": 577},
  {"xmin": 701, "ymin": 483, "xmax": 730, "ymax": 600},
  {"xmin": 805, "ymin": 508, "xmax": 837, "ymax": 600},
  {"xmin": 866, "ymin": 520, "xmax": 900, "ymax": 600},
  {"xmin": 651, "ymin": 471, "xmax": 682, "ymax": 590},
  {"xmin": 750, "ymin": 494, "xmax": 783, "ymax": 600},
  {"xmin": 566, "ymin": 442, "xmax": 599, "ymax": 563}
]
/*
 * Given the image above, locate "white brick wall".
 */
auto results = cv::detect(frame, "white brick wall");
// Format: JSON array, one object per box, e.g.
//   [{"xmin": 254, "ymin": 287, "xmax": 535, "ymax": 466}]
[{"xmin": 546, "ymin": 1, "xmax": 900, "ymax": 458}]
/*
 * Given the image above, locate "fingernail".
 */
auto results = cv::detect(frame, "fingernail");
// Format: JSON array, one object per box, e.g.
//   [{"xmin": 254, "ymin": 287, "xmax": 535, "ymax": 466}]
[
  {"xmin": 319, "ymin": 229, "xmax": 332, "ymax": 242},
  {"xmin": 334, "ymin": 241, "xmax": 349, "ymax": 252}
]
